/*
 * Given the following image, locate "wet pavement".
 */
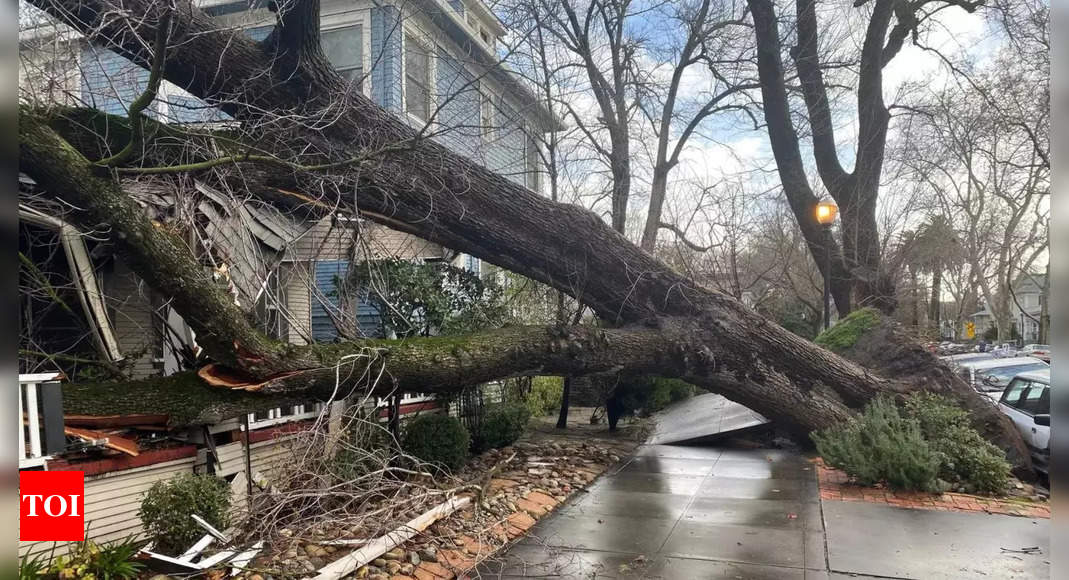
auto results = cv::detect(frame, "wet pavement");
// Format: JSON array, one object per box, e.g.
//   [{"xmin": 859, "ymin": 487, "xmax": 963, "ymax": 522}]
[
  {"xmin": 645, "ymin": 393, "xmax": 769, "ymax": 445},
  {"xmin": 824, "ymin": 500, "xmax": 1049, "ymax": 579},
  {"xmin": 478, "ymin": 442, "xmax": 1051, "ymax": 579},
  {"xmin": 478, "ymin": 444, "xmax": 828, "ymax": 578}
]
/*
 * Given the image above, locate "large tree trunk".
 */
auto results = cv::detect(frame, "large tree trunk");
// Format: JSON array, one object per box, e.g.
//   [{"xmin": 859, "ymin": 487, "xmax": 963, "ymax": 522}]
[
  {"xmin": 929, "ymin": 267, "xmax": 943, "ymax": 335},
  {"xmin": 23, "ymin": 0, "xmax": 1031, "ymax": 475}
]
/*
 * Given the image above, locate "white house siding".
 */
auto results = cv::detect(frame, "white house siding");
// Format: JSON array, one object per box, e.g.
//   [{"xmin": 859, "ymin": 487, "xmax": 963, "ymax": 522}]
[
  {"xmin": 194, "ymin": 435, "xmax": 305, "ymax": 515},
  {"xmin": 18, "ymin": 455, "xmax": 198, "ymax": 560},
  {"xmin": 104, "ymin": 261, "xmax": 160, "ymax": 379},
  {"xmin": 279, "ymin": 262, "xmax": 313, "ymax": 346}
]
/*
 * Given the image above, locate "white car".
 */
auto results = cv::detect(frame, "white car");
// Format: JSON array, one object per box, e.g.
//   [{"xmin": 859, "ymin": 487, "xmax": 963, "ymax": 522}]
[
  {"xmin": 1020, "ymin": 344, "xmax": 1051, "ymax": 362},
  {"xmin": 997, "ymin": 369, "xmax": 1050, "ymax": 474},
  {"xmin": 951, "ymin": 357, "xmax": 1049, "ymax": 401}
]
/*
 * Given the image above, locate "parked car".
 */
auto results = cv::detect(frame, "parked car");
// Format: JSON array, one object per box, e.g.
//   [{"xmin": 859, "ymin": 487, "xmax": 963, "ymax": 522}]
[
  {"xmin": 941, "ymin": 352, "xmax": 996, "ymax": 365},
  {"xmin": 997, "ymin": 369, "xmax": 1050, "ymax": 474},
  {"xmin": 951, "ymin": 357, "xmax": 1049, "ymax": 400},
  {"xmin": 1020, "ymin": 344, "xmax": 1051, "ymax": 363}
]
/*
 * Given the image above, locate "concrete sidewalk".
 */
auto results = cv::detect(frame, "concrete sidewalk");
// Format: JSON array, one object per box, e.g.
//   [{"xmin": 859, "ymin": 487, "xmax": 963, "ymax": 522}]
[{"xmin": 477, "ymin": 442, "xmax": 1050, "ymax": 579}]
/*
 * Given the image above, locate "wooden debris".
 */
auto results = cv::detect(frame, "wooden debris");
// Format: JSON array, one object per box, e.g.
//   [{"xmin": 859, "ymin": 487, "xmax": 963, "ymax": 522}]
[
  {"xmin": 64, "ymin": 426, "xmax": 140, "ymax": 456},
  {"xmin": 63, "ymin": 413, "xmax": 169, "ymax": 428},
  {"xmin": 311, "ymin": 496, "xmax": 472, "ymax": 580},
  {"xmin": 229, "ymin": 541, "xmax": 264, "ymax": 576}
]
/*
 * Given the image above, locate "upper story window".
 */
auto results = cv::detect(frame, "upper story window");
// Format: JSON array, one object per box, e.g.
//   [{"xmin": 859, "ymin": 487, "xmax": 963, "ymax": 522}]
[
  {"xmin": 526, "ymin": 135, "xmax": 541, "ymax": 192},
  {"xmin": 405, "ymin": 34, "xmax": 431, "ymax": 121},
  {"xmin": 480, "ymin": 90, "xmax": 495, "ymax": 139},
  {"xmin": 322, "ymin": 26, "xmax": 363, "ymax": 90}
]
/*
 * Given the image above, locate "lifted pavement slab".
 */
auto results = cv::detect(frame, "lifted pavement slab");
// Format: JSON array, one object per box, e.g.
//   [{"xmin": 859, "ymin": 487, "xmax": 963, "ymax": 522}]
[
  {"xmin": 646, "ymin": 393, "xmax": 769, "ymax": 445},
  {"xmin": 823, "ymin": 499, "xmax": 1050, "ymax": 579}
]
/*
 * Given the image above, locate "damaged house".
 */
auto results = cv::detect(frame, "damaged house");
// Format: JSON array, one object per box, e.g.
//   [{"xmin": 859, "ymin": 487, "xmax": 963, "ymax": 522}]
[{"xmin": 19, "ymin": 0, "xmax": 555, "ymax": 559}]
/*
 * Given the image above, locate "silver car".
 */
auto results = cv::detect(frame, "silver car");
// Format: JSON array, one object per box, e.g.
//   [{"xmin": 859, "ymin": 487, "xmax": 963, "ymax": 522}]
[
  {"xmin": 949, "ymin": 357, "xmax": 1049, "ymax": 401},
  {"xmin": 997, "ymin": 369, "xmax": 1051, "ymax": 474}
]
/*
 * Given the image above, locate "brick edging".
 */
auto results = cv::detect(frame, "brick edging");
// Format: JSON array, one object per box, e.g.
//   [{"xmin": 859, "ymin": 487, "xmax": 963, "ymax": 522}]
[{"xmin": 812, "ymin": 457, "xmax": 1050, "ymax": 519}]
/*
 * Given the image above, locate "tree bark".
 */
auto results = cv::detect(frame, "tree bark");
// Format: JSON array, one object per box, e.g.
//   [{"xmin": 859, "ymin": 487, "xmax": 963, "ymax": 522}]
[
  {"xmin": 556, "ymin": 376, "xmax": 572, "ymax": 429},
  {"xmin": 748, "ymin": 0, "xmax": 852, "ymax": 317},
  {"xmin": 928, "ymin": 267, "xmax": 943, "ymax": 335},
  {"xmin": 25, "ymin": 0, "xmax": 1032, "ymax": 474}
]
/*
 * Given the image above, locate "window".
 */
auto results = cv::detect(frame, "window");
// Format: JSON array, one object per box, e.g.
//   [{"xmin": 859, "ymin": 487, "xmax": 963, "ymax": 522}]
[
  {"xmin": 1001, "ymin": 379, "xmax": 1031, "ymax": 409},
  {"xmin": 526, "ymin": 135, "xmax": 541, "ymax": 192},
  {"xmin": 322, "ymin": 26, "xmax": 364, "ymax": 89},
  {"xmin": 480, "ymin": 90, "xmax": 495, "ymax": 138},
  {"xmin": 1018, "ymin": 383, "xmax": 1048, "ymax": 415},
  {"xmin": 405, "ymin": 34, "xmax": 431, "ymax": 121}
]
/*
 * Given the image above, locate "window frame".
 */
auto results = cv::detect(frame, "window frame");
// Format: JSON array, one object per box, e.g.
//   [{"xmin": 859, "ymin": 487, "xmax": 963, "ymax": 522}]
[
  {"xmin": 320, "ymin": 23, "xmax": 368, "ymax": 93},
  {"xmin": 1000, "ymin": 378, "xmax": 1032, "ymax": 411},
  {"xmin": 525, "ymin": 132, "xmax": 541, "ymax": 192},
  {"xmin": 403, "ymin": 29, "xmax": 435, "ymax": 124},
  {"xmin": 479, "ymin": 85, "xmax": 496, "ymax": 140}
]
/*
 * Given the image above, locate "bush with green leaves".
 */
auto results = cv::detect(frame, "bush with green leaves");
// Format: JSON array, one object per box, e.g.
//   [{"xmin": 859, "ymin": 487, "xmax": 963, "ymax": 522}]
[
  {"xmin": 614, "ymin": 376, "xmax": 698, "ymax": 417},
  {"xmin": 812, "ymin": 395, "xmax": 941, "ymax": 491},
  {"xmin": 47, "ymin": 536, "xmax": 145, "ymax": 580},
  {"xmin": 524, "ymin": 376, "xmax": 563, "ymax": 416},
  {"xmin": 471, "ymin": 403, "xmax": 530, "ymax": 452},
  {"xmin": 904, "ymin": 393, "xmax": 1010, "ymax": 493},
  {"xmin": 138, "ymin": 473, "xmax": 231, "ymax": 555},
  {"xmin": 814, "ymin": 307, "xmax": 881, "ymax": 352},
  {"xmin": 402, "ymin": 413, "xmax": 470, "ymax": 470}
]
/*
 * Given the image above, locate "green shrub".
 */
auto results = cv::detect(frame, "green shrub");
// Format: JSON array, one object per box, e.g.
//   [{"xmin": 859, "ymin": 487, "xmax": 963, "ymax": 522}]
[
  {"xmin": 814, "ymin": 307, "xmax": 881, "ymax": 352},
  {"xmin": 616, "ymin": 377, "xmax": 697, "ymax": 416},
  {"xmin": 525, "ymin": 376, "xmax": 563, "ymax": 416},
  {"xmin": 904, "ymin": 393, "xmax": 1010, "ymax": 493},
  {"xmin": 812, "ymin": 395, "xmax": 941, "ymax": 491},
  {"xmin": 402, "ymin": 414, "xmax": 470, "ymax": 470},
  {"xmin": 138, "ymin": 474, "xmax": 231, "ymax": 556},
  {"xmin": 472, "ymin": 403, "xmax": 530, "ymax": 452},
  {"xmin": 19, "ymin": 551, "xmax": 50, "ymax": 580},
  {"xmin": 49, "ymin": 536, "xmax": 145, "ymax": 580}
]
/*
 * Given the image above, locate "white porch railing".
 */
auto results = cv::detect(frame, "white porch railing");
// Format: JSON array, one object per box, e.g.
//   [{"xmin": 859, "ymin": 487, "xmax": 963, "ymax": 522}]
[
  {"xmin": 247, "ymin": 403, "xmax": 325, "ymax": 430},
  {"xmin": 245, "ymin": 393, "xmax": 436, "ymax": 431},
  {"xmin": 20, "ymin": 373, "xmax": 61, "ymax": 469}
]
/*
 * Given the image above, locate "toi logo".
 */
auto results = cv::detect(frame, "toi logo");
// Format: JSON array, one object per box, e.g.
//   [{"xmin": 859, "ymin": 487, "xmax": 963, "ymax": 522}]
[{"xmin": 20, "ymin": 471, "xmax": 85, "ymax": 541}]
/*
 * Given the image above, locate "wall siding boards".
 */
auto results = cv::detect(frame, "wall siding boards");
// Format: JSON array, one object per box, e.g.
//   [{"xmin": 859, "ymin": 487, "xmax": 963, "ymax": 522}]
[
  {"xmin": 104, "ymin": 261, "xmax": 159, "ymax": 379},
  {"xmin": 435, "ymin": 49, "xmax": 481, "ymax": 159},
  {"xmin": 371, "ymin": 5, "xmax": 403, "ymax": 111},
  {"xmin": 18, "ymin": 456, "xmax": 197, "ymax": 560}
]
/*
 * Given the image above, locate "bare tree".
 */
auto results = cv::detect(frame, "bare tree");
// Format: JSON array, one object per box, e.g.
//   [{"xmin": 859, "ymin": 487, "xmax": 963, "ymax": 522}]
[
  {"xmin": 747, "ymin": 0, "xmax": 989, "ymax": 317},
  {"xmin": 901, "ymin": 66, "xmax": 1048, "ymax": 342}
]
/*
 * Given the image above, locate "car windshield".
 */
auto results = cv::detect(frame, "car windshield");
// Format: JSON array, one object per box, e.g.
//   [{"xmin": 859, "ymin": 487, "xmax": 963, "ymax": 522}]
[{"xmin": 977, "ymin": 363, "xmax": 1049, "ymax": 391}]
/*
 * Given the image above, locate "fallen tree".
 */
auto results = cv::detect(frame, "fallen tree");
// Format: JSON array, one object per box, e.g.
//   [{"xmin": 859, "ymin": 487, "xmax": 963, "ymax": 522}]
[{"xmin": 20, "ymin": 0, "xmax": 1031, "ymax": 474}]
